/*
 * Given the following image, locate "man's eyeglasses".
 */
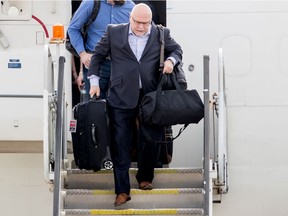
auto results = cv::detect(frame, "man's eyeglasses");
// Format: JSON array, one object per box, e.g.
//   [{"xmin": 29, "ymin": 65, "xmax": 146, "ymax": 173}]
[{"xmin": 131, "ymin": 17, "xmax": 151, "ymax": 26}]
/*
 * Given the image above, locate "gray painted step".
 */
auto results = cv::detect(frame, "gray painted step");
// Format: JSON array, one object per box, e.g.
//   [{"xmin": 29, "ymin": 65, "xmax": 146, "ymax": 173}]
[
  {"xmin": 63, "ymin": 188, "xmax": 204, "ymax": 209},
  {"xmin": 64, "ymin": 168, "xmax": 203, "ymax": 190},
  {"xmin": 62, "ymin": 208, "xmax": 204, "ymax": 216}
]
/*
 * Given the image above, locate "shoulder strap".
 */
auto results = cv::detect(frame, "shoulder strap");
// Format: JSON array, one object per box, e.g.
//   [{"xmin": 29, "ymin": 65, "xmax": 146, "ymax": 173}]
[
  {"xmin": 141, "ymin": 123, "xmax": 189, "ymax": 145},
  {"xmin": 83, "ymin": 0, "xmax": 101, "ymax": 35},
  {"xmin": 157, "ymin": 24, "xmax": 165, "ymax": 72},
  {"xmin": 90, "ymin": 0, "xmax": 101, "ymax": 24}
]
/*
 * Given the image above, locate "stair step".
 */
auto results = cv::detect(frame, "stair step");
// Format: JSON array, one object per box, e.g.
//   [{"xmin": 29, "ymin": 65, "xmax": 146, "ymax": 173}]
[
  {"xmin": 64, "ymin": 168, "xmax": 203, "ymax": 189},
  {"xmin": 63, "ymin": 188, "xmax": 204, "ymax": 209},
  {"xmin": 62, "ymin": 208, "xmax": 204, "ymax": 216}
]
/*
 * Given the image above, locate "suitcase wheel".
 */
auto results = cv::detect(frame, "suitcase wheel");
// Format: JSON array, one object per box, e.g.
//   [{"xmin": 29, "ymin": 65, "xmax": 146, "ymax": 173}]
[{"xmin": 103, "ymin": 159, "xmax": 113, "ymax": 170}]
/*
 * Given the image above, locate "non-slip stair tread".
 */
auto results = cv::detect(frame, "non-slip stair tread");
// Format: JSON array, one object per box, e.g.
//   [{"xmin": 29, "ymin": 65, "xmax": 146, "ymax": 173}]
[
  {"xmin": 63, "ymin": 188, "xmax": 204, "ymax": 209},
  {"xmin": 64, "ymin": 188, "xmax": 204, "ymax": 196},
  {"xmin": 63, "ymin": 208, "xmax": 204, "ymax": 215},
  {"xmin": 66, "ymin": 168, "xmax": 203, "ymax": 175},
  {"xmin": 64, "ymin": 168, "xmax": 203, "ymax": 190}
]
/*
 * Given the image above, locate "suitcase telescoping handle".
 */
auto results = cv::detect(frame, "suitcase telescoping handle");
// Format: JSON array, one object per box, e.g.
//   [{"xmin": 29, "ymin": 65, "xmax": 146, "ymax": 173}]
[
  {"xmin": 91, "ymin": 124, "xmax": 98, "ymax": 148},
  {"xmin": 90, "ymin": 94, "xmax": 103, "ymax": 148}
]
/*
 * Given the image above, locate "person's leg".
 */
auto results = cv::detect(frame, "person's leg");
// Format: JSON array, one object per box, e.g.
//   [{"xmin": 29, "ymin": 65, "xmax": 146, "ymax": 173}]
[
  {"xmin": 136, "ymin": 123, "xmax": 163, "ymax": 185},
  {"xmin": 82, "ymin": 66, "xmax": 90, "ymax": 101},
  {"xmin": 71, "ymin": 80, "xmax": 80, "ymax": 106},
  {"xmin": 109, "ymin": 107, "xmax": 137, "ymax": 196},
  {"xmin": 71, "ymin": 56, "xmax": 81, "ymax": 106}
]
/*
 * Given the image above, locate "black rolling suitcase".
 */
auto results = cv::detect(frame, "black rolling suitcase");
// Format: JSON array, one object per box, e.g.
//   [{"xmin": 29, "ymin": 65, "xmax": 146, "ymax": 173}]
[{"xmin": 70, "ymin": 97, "xmax": 113, "ymax": 171}]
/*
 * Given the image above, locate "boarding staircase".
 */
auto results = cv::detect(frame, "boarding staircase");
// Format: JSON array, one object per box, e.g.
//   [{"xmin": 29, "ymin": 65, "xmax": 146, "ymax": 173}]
[
  {"xmin": 44, "ymin": 48, "xmax": 228, "ymax": 216},
  {"xmin": 62, "ymin": 167, "xmax": 204, "ymax": 215}
]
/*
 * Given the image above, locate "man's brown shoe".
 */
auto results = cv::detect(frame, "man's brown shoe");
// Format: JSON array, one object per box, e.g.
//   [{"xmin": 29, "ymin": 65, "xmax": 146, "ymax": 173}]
[
  {"xmin": 114, "ymin": 193, "xmax": 131, "ymax": 207},
  {"xmin": 139, "ymin": 181, "xmax": 153, "ymax": 190}
]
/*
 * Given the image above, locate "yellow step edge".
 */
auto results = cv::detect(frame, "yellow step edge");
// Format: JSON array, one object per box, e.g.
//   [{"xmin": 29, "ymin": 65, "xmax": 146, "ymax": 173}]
[
  {"xmin": 90, "ymin": 209, "xmax": 178, "ymax": 215},
  {"xmin": 131, "ymin": 189, "xmax": 180, "ymax": 195},
  {"xmin": 92, "ymin": 189, "xmax": 181, "ymax": 196}
]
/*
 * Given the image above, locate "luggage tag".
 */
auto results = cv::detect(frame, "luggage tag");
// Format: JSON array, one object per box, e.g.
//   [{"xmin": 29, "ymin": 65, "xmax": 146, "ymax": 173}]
[
  {"xmin": 69, "ymin": 119, "xmax": 77, "ymax": 133},
  {"xmin": 70, "ymin": 105, "xmax": 78, "ymax": 133}
]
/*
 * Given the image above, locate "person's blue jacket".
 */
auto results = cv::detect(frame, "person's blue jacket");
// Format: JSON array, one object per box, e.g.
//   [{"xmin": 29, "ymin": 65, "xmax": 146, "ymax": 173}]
[{"xmin": 68, "ymin": 0, "xmax": 135, "ymax": 55}]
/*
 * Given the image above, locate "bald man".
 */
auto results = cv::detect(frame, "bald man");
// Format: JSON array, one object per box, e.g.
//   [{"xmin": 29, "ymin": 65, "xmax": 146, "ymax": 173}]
[{"xmin": 88, "ymin": 3, "xmax": 183, "ymax": 206}]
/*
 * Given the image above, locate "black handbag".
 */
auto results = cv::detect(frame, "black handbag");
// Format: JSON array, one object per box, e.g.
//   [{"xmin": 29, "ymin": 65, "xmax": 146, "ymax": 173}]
[
  {"xmin": 66, "ymin": 32, "xmax": 81, "ymax": 57},
  {"xmin": 140, "ymin": 73, "xmax": 204, "ymax": 126}
]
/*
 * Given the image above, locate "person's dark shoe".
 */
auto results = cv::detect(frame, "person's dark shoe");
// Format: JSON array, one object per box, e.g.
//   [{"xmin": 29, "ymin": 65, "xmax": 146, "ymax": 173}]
[
  {"xmin": 114, "ymin": 193, "xmax": 131, "ymax": 207},
  {"xmin": 139, "ymin": 181, "xmax": 153, "ymax": 190}
]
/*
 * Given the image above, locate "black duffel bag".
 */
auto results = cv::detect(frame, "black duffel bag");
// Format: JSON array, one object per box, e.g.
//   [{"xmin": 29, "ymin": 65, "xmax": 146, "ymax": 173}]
[
  {"xmin": 162, "ymin": 61, "xmax": 187, "ymax": 90},
  {"xmin": 140, "ymin": 73, "xmax": 204, "ymax": 126}
]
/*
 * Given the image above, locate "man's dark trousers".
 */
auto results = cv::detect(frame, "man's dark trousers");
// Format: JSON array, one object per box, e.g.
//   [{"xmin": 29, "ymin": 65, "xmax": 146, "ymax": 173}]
[{"xmin": 109, "ymin": 107, "xmax": 162, "ymax": 195}]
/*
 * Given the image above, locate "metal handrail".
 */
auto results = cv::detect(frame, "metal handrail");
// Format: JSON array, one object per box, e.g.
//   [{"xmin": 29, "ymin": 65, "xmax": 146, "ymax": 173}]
[
  {"xmin": 43, "ymin": 44, "xmax": 55, "ymax": 184},
  {"xmin": 0, "ymin": 94, "xmax": 43, "ymax": 98},
  {"xmin": 52, "ymin": 56, "xmax": 66, "ymax": 216},
  {"xmin": 214, "ymin": 48, "xmax": 229, "ymax": 193},
  {"xmin": 203, "ymin": 55, "xmax": 210, "ymax": 216}
]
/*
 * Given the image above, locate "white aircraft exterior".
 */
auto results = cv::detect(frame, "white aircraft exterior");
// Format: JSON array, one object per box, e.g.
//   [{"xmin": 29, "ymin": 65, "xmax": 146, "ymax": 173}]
[{"xmin": 0, "ymin": 0, "xmax": 288, "ymax": 216}]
